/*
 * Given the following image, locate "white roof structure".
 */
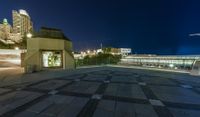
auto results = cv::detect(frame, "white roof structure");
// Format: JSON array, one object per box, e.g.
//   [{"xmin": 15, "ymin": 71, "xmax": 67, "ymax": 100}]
[{"xmin": 19, "ymin": 9, "xmax": 30, "ymax": 17}]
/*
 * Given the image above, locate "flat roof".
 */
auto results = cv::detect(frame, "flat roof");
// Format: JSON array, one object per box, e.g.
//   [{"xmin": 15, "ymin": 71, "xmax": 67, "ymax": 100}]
[{"xmin": 33, "ymin": 27, "xmax": 71, "ymax": 41}]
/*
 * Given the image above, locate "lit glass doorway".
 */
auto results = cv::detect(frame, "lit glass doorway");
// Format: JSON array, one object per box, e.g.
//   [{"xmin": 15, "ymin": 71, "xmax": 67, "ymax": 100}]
[{"xmin": 42, "ymin": 51, "xmax": 62, "ymax": 68}]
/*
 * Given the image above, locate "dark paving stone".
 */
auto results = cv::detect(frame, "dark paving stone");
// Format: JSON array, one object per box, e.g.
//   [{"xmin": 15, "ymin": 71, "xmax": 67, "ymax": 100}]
[
  {"xmin": 176, "ymin": 80, "xmax": 200, "ymax": 87},
  {"xmin": 2, "ymin": 68, "xmax": 200, "ymax": 117},
  {"xmin": 169, "ymin": 107, "xmax": 200, "ymax": 117},
  {"xmin": 141, "ymin": 76, "xmax": 177, "ymax": 85},
  {"xmin": 16, "ymin": 95, "xmax": 89, "ymax": 117},
  {"xmin": 30, "ymin": 80, "xmax": 71, "ymax": 90},
  {"xmin": 91, "ymin": 70, "xmax": 111, "ymax": 75},
  {"xmin": 111, "ymin": 75, "xmax": 137, "ymax": 83},
  {"xmin": 93, "ymin": 100, "xmax": 158, "ymax": 117},
  {"xmin": 0, "ymin": 88, "xmax": 12, "ymax": 95},
  {"xmin": 150, "ymin": 85, "xmax": 200, "ymax": 104},
  {"xmin": 104, "ymin": 83, "xmax": 147, "ymax": 99},
  {"xmin": 83, "ymin": 74, "xmax": 107, "ymax": 81},
  {"xmin": 0, "ymin": 91, "xmax": 43, "ymax": 116},
  {"xmin": 61, "ymin": 81, "xmax": 101, "ymax": 94},
  {"xmin": 93, "ymin": 100, "xmax": 115, "ymax": 117},
  {"xmin": 61, "ymin": 74, "xmax": 87, "ymax": 80},
  {"xmin": 112, "ymin": 72, "xmax": 134, "ymax": 76}
]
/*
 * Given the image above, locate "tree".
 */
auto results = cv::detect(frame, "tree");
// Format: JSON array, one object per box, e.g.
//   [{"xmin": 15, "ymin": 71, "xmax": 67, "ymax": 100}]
[{"xmin": 76, "ymin": 53, "xmax": 122, "ymax": 66}]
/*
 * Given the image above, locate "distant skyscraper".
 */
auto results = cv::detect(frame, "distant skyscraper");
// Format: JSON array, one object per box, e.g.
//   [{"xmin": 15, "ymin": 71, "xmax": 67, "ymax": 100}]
[
  {"xmin": 0, "ymin": 18, "xmax": 22, "ymax": 43},
  {"xmin": 12, "ymin": 9, "xmax": 33, "ymax": 36},
  {"xmin": 0, "ymin": 18, "xmax": 12, "ymax": 40}
]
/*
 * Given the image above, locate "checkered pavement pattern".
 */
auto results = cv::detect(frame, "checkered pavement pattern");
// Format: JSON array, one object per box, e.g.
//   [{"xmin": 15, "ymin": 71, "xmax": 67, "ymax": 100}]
[{"xmin": 0, "ymin": 69, "xmax": 200, "ymax": 117}]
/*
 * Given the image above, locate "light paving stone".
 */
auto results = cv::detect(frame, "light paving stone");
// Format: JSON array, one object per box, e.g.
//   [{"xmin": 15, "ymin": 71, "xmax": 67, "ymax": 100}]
[
  {"xmin": 169, "ymin": 108, "xmax": 200, "ymax": 117},
  {"xmin": 61, "ymin": 81, "xmax": 101, "ymax": 94},
  {"xmin": 0, "ymin": 91, "xmax": 43, "ymax": 116},
  {"xmin": 138, "ymin": 82, "xmax": 146, "ymax": 86},
  {"xmin": 149, "ymin": 99, "xmax": 165, "ymax": 106},
  {"xmin": 180, "ymin": 85, "xmax": 193, "ymax": 89},
  {"xmin": 103, "ymin": 80, "xmax": 110, "ymax": 84},
  {"xmin": 31, "ymin": 80, "xmax": 70, "ymax": 90},
  {"xmin": 91, "ymin": 94, "xmax": 102, "ymax": 100},
  {"xmin": 48, "ymin": 90, "xmax": 59, "ymax": 95},
  {"xmin": 150, "ymin": 85, "xmax": 200, "ymax": 104}
]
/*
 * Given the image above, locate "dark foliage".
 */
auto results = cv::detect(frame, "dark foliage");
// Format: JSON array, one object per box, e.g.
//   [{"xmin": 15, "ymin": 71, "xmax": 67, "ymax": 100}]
[{"xmin": 76, "ymin": 53, "xmax": 121, "ymax": 66}]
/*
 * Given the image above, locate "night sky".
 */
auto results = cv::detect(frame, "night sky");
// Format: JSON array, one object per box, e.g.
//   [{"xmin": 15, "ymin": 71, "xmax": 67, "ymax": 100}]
[{"xmin": 1, "ymin": 0, "xmax": 200, "ymax": 55}]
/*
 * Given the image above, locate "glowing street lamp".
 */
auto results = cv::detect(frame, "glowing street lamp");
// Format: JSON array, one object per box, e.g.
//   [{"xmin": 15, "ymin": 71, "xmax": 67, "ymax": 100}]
[
  {"xmin": 169, "ymin": 64, "xmax": 174, "ymax": 68},
  {"xmin": 87, "ymin": 50, "xmax": 90, "ymax": 54},
  {"xmin": 27, "ymin": 33, "xmax": 32, "ymax": 38},
  {"xmin": 15, "ymin": 47, "xmax": 19, "ymax": 50}
]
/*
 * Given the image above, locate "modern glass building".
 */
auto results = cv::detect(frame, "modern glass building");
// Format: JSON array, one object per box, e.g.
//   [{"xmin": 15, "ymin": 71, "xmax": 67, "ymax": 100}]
[{"xmin": 121, "ymin": 55, "xmax": 200, "ymax": 70}]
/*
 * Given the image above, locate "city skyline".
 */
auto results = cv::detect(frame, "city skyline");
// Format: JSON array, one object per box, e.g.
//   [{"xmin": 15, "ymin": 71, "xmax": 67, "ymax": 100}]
[{"xmin": 1, "ymin": 0, "xmax": 200, "ymax": 54}]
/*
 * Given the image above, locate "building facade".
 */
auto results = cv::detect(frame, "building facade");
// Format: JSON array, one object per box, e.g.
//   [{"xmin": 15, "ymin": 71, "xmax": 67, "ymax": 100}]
[
  {"xmin": 24, "ymin": 27, "xmax": 75, "ymax": 73},
  {"xmin": 121, "ymin": 55, "xmax": 200, "ymax": 70},
  {"xmin": 0, "ymin": 19, "xmax": 12, "ymax": 40},
  {"xmin": 119, "ymin": 48, "xmax": 132, "ymax": 56},
  {"xmin": 12, "ymin": 9, "xmax": 33, "ymax": 36},
  {"xmin": 0, "ymin": 19, "xmax": 22, "ymax": 43}
]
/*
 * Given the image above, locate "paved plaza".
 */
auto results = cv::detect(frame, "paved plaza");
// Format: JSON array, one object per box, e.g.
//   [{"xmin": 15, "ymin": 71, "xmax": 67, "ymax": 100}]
[{"xmin": 0, "ymin": 67, "xmax": 200, "ymax": 117}]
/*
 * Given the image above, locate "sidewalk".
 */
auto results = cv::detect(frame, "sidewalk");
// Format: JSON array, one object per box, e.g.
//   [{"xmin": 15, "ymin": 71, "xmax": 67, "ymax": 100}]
[
  {"xmin": 0, "ymin": 64, "xmax": 192, "ymax": 88},
  {"xmin": 0, "ymin": 67, "xmax": 107, "ymax": 88}
]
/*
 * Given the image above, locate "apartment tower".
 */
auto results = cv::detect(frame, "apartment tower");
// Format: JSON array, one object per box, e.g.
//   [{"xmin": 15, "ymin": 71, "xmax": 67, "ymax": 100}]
[{"xmin": 12, "ymin": 9, "xmax": 33, "ymax": 36}]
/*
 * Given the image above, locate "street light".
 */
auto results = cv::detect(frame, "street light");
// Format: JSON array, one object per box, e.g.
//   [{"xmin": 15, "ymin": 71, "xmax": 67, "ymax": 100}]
[
  {"xmin": 27, "ymin": 33, "xmax": 32, "ymax": 38},
  {"xmin": 15, "ymin": 47, "xmax": 19, "ymax": 50},
  {"xmin": 169, "ymin": 64, "xmax": 174, "ymax": 68}
]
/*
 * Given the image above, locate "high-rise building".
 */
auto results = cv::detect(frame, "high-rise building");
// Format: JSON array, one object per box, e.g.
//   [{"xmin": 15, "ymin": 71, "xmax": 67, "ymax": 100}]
[
  {"xmin": 12, "ymin": 9, "xmax": 33, "ymax": 36},
  {"xmin": 0, "ymin": 18, "xmax": 12, "ymax": 40},
  {"xmin": 0, "ymin": 18, "xmax": 22, "ymax": 43}
]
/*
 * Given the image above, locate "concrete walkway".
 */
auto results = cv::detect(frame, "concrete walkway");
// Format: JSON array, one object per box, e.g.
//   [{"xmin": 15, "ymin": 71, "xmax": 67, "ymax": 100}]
[{"xmin": 0, "ymin": 67, "xmax": 200, "ymax": 117}]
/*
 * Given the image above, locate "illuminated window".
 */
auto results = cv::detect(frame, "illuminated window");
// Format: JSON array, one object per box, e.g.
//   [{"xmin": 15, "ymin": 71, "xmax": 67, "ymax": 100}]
[{"xmin": 42, "ymin": 51, "xmax": 62, "ymax": 68}]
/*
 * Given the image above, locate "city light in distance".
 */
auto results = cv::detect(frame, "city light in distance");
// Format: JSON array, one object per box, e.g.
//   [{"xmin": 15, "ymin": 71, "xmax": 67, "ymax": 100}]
[
  {"xmin": 27, "ymin": 33, "xmax": 32, "ymax": 38},
  {"xmin": 15, "ymin": 47, "xmax": 19, "ymax": 50},
  {"xmin": 189, "ymin": 33, "xmax": 200, "ymax": 37}
]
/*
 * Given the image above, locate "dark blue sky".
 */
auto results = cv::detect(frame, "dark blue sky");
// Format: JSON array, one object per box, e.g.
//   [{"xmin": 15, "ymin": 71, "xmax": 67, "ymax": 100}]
[{"xmin": 1, "ymin": 0, "xmax": 200, "ymax": 55}]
